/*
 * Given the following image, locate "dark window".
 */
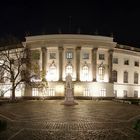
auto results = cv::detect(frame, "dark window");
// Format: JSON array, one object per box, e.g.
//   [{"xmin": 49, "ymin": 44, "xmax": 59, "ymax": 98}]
[
  {"xmin": 112, "ymin": 70, "xmax": 117, "ymax": 82},
  {"xmin": 83, "ymin": 53, "xmax": 89, "ymax": 59},
  {"xmin": 113, "ymin": 58, "xmax": 118, "ymax": 64},
  {"xmin": 134, "ymin": 90, "xmax": 138, "ymax": 98},
  {"xmin": 123, "ymin": 90, "xmax": 127, "ymax": 98},
  {"xmin": 31, "ymin": 50, "xmax": 40, "ymax": 60},
  {"xmin": 99, "ymin": 54, "xmax": 105, "ymax": 60},
  {"xmin": 50, "ymin": 53, "xmax": 56, "ymax": 59},
  {"xmin": 114, "ymin": 90, "xmax": 117, "ymax": 97},
  {"xmin": 134, "ymin": 61, "xmax": 139, "ymax": 67},
  {"xmin": 124, "ymin": 60, "xmax": 129, "ymax": 65},
  {"xmin": 134, "ymin": 72, "xmax": 139, "ymax": 84},
  {"xmin": 124, "ymin": 71, "xmax": 128, "ymax": 83}
]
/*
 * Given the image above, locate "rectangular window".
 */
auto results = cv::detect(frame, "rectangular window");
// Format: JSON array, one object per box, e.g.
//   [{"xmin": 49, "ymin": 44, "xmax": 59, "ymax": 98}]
[
  {"xmin": 47, "ymin": 88, "xmax": 55, "ymax": 96},
  {"xmin": 134, "ymin": 90, "xmax": 138, "ymax": 98},
  {"xmin": 113, "ymin": 58, "xmax": 118, "ymax": 64},
  {"xmin": 32, "ymin": 88, "xmax": 39, "ymax": 96},
  {"xmin": 99, "ymin": 54, "xmax": 105, "ymax": 60},
  {"xmin": 112, "ymin": 70, "xmax": 117, "ymax": 82},
  {"xmin": 83, "ymin": 88, "xmax": 90, "ymax": 96},
  {"xmin": 124, "ymin": 71, "xmax": 128, "ymax": 83},
  {"xmin": 66, "ymin": 52, "xmax": 73, "ymax": 59},
  {"xmin": 82, "ymin": 53, "xmax": 89, "ymax": 59},
  {"xmin": 114, "ymin": 90, "xmax": 117, "ymax": 97},
  {"xmin": 31, "ymin": 50, "xmax": 40, "ymax": 60},
  {"xmin": 49, "ymin": 53, "xmax": 56, "ymax": 59},
  {"xmin": 124, "ymin": 60, "xmax": 129, "ymax": 65},
  {"xmin": 99, "ymin": 89, "xmax": 106, "ymax": 97},
  {"xmin": 134, "ymin": 61, "xmax": 139, "ymax": 67},
  {"xmin": 134, "ymin": 73, "xmax": 138, "ymax": 84},
  {"xmin": 99, "ymin": 67, "xmax": 104, "ymax": 81},
  {"xmin": 123, "ymin": 90, "xmax": 127, "ymax": 98}
]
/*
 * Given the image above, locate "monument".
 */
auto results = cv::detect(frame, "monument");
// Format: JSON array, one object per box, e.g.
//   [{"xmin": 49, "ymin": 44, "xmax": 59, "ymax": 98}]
[{"xmin": 61, "ymin": 74, "xmax": 78, "ymax": 105}]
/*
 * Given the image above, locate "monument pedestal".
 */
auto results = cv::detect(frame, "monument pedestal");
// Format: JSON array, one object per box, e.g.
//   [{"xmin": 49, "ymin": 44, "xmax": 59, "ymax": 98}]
[
  {"xmin": 61, "ymin": 88, "xmax": 78, "ymax": 105},
  {"xmin": 61, "ymin": 74, "xmax": 78, "ymax": 106}
]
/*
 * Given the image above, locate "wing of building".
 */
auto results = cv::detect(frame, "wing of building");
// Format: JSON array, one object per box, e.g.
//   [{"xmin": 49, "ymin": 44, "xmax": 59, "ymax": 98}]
[{"xmin": 1, "ymin": 34, "xmax": 140, "ymax": 98}]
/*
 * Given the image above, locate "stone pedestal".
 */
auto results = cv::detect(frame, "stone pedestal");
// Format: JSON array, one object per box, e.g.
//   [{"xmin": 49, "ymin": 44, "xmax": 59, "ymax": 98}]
[{"xmin": 61, "ymin": 74, "xmax": 78, "ymax": 105}]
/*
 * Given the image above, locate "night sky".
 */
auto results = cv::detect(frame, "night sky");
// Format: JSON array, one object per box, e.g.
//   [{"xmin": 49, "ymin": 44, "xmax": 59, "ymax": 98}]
[{"xmin": 0, "ymin": 0, "xmax": 140, "ymax": 47}]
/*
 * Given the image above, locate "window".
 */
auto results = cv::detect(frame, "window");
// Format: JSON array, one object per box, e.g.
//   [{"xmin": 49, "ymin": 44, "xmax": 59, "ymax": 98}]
[
  {"xmin": 48, "ymin": 61, "xmax": 56, "ymax": 81},
  {"xmin": 99, "ymin": 89, "xmax": 106, "ymax": 97},
  {"xmin": 50, "ymin": 53, "xmax": 56, "ymax": 59},
  {"xmin": 124, "ymin": 60, "xmax": 129, "ymax": 65},
  {"xmin": 82, "ymin": 66, "xmax": 89, "ymax": 81},
  {"xmin": 99, "ymin": 54, "xmax": 105, "ymax": 60},
  {"xmin": 50, "ymin": 66, "xmax": 56, "ymax": 76},
  {"xmin": 83, "ymin": 88, "xmax": 90, "ymax": 96},
  {"xmin": 83, "ymin": 53, "xmax": 89, "ymax": 59},
  {"xmin": 49, "ymin": 65, "xmax": 56, "ymax": 81},
  {"xmin": 134, "ymin": 61, "xmax": 139, "ymax": 67},
  {"xmin": 66, "ymin": 65, "xmax": 73, "ymax": 75},
  {"xmin": 114, "ymin": 90, "xmax": 117, "ymax": 97},
  {"xmin": 66, "ymin": 52, "xmax": 73, "ymax": 59},
  {"xmin": 32, "ymin": 88, "xmax": 39, "ymax": 96},
  {"xmin": 113, "ymin": 58, "xmax": 118, "ymax": 64},
  {"xmin": 98, "ymin": 66, "xmax": 104, "ymax": 81},
  {"xmin": 31, "ymin": 50, "xmax": 40, "ymax": 60},
  {"xmin": 134, "ymin": 90, "xmax": 138, "ymax": 98},
  {"xmin": 112, "ymin": 70, "xmax": 117, "ymax": 82},
  {"xmin": 123, "ymin": 90, "xmax": 127, "ymax": 98},
  {"xmin": 124, "ymin": 71, "xmax": 128, "ymax": 83},
  {"xmin": 134, "ymin": 72, "xmax": 138, "ymax": 84},
  {"xmin": 47, "ymin": 88, "xmax": 55, "ymax": 96}
]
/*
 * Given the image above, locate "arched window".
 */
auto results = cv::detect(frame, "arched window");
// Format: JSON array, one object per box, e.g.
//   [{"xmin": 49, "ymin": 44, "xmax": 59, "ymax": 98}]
[
  {"xmin": 98, "ymin": 66, "xmax": 104, "ymax": 81},
  {"xmin": 82, "ymin": 65, "xmax": 89, "ymax": 81},
  {"xmin": 66, "ymin": 65, "xmax": 73, "ymax": 75},
  {"xmin": 48, "ymin": 61, "xmax": 56, "ymax": 81},
  {"xmin": 112, "ymin": 70, "xmax": 117, "ymax": 82},
  {"xmin": 134, "ymin": 72, "xmax": 139, "ymax": 84},
  {"xmin": 49, "ymin": 65, "xmax": 56, "ymax": 76},
  {"xmin": 124, "ymin": 71, "xmax": 128, "ymax": 83}
]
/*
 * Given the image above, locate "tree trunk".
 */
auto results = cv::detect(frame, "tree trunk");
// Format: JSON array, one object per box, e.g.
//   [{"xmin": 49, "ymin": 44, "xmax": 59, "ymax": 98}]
[{"xmin": 11, "ymin": 83, "xmax": 16, "ymax": 101}]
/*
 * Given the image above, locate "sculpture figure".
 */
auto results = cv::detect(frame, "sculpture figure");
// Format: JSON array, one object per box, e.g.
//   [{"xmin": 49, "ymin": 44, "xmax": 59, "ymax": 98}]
[{"xmin": 61, "ymin": 74, "xmax": 78, "ymax": 105}]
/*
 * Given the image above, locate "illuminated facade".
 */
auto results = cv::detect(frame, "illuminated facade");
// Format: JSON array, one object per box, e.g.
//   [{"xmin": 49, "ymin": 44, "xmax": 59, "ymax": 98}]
[{"xmin": 1, "ymin": 34, "xmax": 140, "ymax": 98}]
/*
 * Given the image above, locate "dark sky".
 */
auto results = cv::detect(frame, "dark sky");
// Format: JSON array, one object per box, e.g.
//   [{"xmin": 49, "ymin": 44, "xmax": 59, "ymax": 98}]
[{"xmin": 0, "ymin": 0, "xmax": 140, "ymax": 47}]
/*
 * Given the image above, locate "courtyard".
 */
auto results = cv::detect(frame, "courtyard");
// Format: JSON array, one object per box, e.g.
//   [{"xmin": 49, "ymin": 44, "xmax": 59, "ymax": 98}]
[{"xmin": 0, "ymin": 100, "xmax": 140, "ymax": 140}]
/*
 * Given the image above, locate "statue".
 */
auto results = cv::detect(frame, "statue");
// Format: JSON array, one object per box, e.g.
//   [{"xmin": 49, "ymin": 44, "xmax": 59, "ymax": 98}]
[
  {"xmin": 61, "ymin": 74, "xmax": 78, "ymax": 105},
  {"xmin": 66, "ymin": 74, "xmax": 72, "ymax": 89}
]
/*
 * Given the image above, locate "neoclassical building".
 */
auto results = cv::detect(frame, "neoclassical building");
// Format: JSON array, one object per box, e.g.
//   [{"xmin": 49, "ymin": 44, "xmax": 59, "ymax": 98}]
[{"xmin": 1, "ymin": 34, "xmax": 140, "ymax": 98}]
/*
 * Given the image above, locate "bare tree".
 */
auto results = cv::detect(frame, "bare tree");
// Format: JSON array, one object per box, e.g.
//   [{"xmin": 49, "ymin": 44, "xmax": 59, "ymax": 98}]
[{"xmin": 0, "ymin": 42, "xmax": 26, "ymax": 101}]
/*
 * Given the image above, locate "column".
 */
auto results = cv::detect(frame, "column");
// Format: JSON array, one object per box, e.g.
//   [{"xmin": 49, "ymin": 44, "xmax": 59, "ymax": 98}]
[
  {"xmin": 108, "ymin": 49, "xmax": 113, "ymax": 83},
  {"xmin": 92, "ymin": 48, "xmax": 98, "ymax": 81},
  {"xmin": 59, "ymin": 47, "xmax": 63, "ymax": 81},
  {"xmin": 76, "ymin": 47, "xmax": 81, "ymax": 81},
  {"xmin": 41, "ymin": 47, "xmax": 47, "ymax": 80}
]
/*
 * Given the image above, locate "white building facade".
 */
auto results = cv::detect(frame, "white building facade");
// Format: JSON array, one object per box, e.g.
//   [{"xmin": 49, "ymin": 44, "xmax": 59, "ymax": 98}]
[{"xmin": 1, "ymin": 34, "xmax": 140, "ymax": 98}]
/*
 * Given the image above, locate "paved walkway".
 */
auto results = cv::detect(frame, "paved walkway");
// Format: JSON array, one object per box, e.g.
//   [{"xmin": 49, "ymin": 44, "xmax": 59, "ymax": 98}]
[{"xmin": 0, "ymin": 100, "xmax": 140, "ymax": 140}]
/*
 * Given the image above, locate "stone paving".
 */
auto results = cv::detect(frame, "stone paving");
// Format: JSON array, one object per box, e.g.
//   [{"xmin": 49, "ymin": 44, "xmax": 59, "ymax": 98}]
[{"xmin": 0, "ymin": 100, "xmax": 140, "ymax": 139}]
